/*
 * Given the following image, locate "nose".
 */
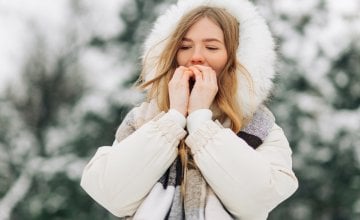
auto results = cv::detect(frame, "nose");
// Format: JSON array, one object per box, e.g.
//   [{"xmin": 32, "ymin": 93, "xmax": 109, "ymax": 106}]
[{"xmin": 190, "ymin": 48, "xmax": 205, "ymax": 65}]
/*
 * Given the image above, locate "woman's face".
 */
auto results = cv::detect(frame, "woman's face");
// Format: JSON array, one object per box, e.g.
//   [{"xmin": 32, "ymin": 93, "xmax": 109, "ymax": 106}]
[{"xmin": 176, "ymin": 17, "xmax": 228, "ymax": 75}]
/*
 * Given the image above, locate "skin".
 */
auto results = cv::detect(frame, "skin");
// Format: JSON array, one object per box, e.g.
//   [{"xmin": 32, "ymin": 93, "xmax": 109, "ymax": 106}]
[{"xmin": 169, "ymin": 17, "xmax": 228, "ymax": 116}]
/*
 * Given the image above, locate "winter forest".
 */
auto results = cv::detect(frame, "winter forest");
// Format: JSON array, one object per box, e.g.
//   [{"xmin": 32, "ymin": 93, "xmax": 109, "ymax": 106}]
[{"xmin": 0, "ymin": 0, "xmax": 359, "ymax": 219}]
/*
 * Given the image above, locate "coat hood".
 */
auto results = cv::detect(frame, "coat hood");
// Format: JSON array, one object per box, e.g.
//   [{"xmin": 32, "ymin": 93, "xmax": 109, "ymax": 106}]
[{"xmin": 142, "ymin": 0, "xmax": 276, "ymax": 118}]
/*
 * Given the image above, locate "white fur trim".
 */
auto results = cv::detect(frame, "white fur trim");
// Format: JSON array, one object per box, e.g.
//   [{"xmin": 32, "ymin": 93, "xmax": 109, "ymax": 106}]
[{"xmin": 142, "ymin": 0, "xmax": 276, "ymax": 117}]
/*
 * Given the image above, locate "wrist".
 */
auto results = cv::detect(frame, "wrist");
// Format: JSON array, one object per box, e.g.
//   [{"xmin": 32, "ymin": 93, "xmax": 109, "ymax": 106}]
[
  {"xmin": 170, "ymin": 105, "xmax": 187, "ymax": 116},
  {"xmin": 188, "ymin": 105, "xmax": 210, "ymax": 114}
]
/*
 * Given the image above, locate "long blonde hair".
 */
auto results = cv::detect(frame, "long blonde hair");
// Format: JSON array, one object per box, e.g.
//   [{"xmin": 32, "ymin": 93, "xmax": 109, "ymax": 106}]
[{"xmin": 137, "ymin": 6, "xmax": 253, "ymax": 190}]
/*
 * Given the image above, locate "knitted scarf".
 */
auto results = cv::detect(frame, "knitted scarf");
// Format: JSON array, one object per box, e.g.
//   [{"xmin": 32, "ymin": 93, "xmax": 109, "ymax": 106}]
[{"xmin": 120, "ymin": 105, "xmax": 274, "ymax": 220}]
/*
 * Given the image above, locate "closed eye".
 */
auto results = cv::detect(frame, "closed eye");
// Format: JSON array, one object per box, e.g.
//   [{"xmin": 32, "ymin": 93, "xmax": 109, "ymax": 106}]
[
  {"xmin": 179, "ymin": 45, "xmax": 192, "ymax": 50},
  {"xmin": 206, "ymin": 47, "xmax": 219, "ymax": 50}
]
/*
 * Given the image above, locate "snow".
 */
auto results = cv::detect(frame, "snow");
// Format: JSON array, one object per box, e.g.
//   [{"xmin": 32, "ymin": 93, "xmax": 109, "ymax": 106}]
[
  {"xmin": 273, "ymin": 0, "xmax": 319, "ymax": 17},
  {"xmin": 0, "ymin": 0, "xmax": 359, "ymax": 218},
  {"xmin": 0, "ymin": 15, "xmax": 30, "ymax": 93},
  {"xmin": 326, "ymin": 0, "xmax": 360, "ymax": 16},
  {"xmin": 79, "ymin": 47, "xmax": 133, "ymax": 93},
  {"xmin": 81, "ymin": 0, "xmax": 127, "ymax": 38},
  {"xmin": 0, "ymin": 1, "xmax": 131, "ymax": 219},
  {"xmin": 0, "ymin": 0, "xmax": 128, "ymax": 94}
]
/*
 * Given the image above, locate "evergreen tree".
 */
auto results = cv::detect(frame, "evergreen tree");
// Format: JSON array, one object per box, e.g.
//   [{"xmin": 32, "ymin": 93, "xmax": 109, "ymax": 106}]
[
  {"xmin": 0, "ymin": 0, "xmax": 134, "ymax": 219},
  {"xmin": 254, "ymin": 0, "xmax": 360, "ymax": 219},
  {"xmin": 1, "ymin": 0, "xmax": 358, "ymax": 219},
  {"xmin": 1, "ymin": 0, "xmax": 175, "ymax": 219}
]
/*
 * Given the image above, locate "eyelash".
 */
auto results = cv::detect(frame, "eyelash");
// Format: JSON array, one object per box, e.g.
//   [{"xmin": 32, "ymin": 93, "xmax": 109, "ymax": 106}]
[
  {"xmin": 179, "ymin": 46, "xmax": 219, "ymax": 50},
  {"xmin": 179, "ymin": 46, "xmax": 191, "ymax": 50}
]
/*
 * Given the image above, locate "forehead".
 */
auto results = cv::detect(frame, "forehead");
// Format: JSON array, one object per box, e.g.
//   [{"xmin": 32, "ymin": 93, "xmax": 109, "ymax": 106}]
[{"xmin": 184, "ymin": 17, "xmax": 224, "ymax": 42}]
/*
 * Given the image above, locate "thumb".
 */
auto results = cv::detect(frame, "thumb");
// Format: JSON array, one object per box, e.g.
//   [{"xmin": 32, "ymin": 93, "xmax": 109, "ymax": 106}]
[{"xmin": 193, "ymin": 70, "xmax": 202, "ymax": 82}]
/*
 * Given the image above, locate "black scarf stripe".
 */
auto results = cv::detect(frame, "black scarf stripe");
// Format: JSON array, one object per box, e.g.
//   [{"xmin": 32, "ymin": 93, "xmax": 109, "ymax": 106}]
[{"xmin": 236, "ymin": 131, "xmax": 263, "ymax": 149}]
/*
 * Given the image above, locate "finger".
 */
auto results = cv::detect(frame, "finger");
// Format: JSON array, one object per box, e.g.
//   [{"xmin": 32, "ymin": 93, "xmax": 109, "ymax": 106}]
[
  {"xmin": 188, "ymin": 66, "xmax": 203, "ymax": 81},
  {"xmin": 193, "ymin": 65, "xmax": 214, "ymax": 82},
  {"xmin": 177, "ymin": 70, "xmax": 192, "ymax": 88},
  {"xmin": 183, "ymin": 70, "xmax": 194, "ymax": 80},
  {"xmin": 187, "ymin": 70, "xmax": 195, "ymax": 81},
  {"xmin": 193, "ymin": 70, "xmax": 203, "ymax": 82},
  {"xmin": 209, "ymin": 70, "xmax": 217, "ymax": 84},
  {"xmin": 171, "ymin": 66, "xmax": 188, "ymax": 82},
  {"xmin": 203, "ymin": 69, "xmax": 212, "ymax": 82},
  {"xmin": 193, "ymin": 65, "xmax": 209, "ymax": 73}
]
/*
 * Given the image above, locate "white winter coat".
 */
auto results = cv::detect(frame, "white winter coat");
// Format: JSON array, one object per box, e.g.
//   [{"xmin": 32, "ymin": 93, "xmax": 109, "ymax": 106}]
[{"xmin": 81, "ymin": 0, "xmax": 299, "ymax": 219}]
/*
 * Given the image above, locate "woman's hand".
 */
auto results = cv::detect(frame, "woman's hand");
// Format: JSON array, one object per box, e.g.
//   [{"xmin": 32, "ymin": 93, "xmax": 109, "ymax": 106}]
[
  {"xmin": 168, "ymin": 66, "xmax": 194, "ymax": 116},
  {"xmin": 188, "ymin": 65, "xmax": 218, "ymax": 114}
]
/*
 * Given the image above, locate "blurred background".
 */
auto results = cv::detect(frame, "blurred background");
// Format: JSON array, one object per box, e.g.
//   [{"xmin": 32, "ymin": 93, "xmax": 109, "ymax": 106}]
[{"xmin": 0, "ymin": 0, "xmax": 359, "ymax": 219}]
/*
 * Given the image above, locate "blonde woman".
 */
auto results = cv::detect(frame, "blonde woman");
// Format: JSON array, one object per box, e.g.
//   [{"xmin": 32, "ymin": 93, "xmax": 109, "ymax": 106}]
[{"xmin": 81, "ymin": 0, "xmax": 298, "ymax": 219}]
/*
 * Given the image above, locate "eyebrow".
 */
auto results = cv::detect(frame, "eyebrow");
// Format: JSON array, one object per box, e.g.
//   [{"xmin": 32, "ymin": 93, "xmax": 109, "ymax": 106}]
[{"xmin": 182, "ymin": 37, "xmax": 223, "ymax": 43}]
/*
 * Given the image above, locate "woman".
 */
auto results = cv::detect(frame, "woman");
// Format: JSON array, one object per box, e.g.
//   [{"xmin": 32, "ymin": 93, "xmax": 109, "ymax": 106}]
[{"xmin": 81, "ymin": 0, "xmax": 298, "ymax": 219}]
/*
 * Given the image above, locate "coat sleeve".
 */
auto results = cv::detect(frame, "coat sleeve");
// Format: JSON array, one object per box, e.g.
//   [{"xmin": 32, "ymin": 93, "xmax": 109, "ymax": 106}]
[
  {"xmin": 185, "ymin": 120, "xmax": 298, "ymax": 220},
  {"xmin": 80, "ymin": 108, "xmax": 186, "ymax": 217}
]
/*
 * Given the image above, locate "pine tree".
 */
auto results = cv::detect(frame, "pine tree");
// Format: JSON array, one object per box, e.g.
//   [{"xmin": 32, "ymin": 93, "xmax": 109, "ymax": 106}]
[
  {"xmin": 1, "ymin": 0, "xmax": 358, "ymax": 219},
  {"xmin": 255, "ymin": 0, "xmax": 360, "ymax": 219}
]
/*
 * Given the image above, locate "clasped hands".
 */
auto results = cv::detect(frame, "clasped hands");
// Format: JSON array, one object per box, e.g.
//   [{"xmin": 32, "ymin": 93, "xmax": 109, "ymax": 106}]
[{"xmin": 168, "ymin": 65, "xmax": 218, "ymax": 116}]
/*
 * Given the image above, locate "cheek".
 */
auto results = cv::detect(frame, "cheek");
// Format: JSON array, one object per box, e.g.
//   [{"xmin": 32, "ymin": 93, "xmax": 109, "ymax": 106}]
[
  {"xmin": 176, "ymin": 52, "xmax": 186, "ymax": 66},
  {"xmin": 213, "ymin": 54, "xmax": 228, "ymax": 74}
]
